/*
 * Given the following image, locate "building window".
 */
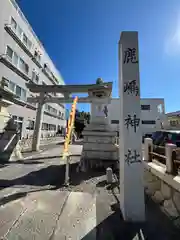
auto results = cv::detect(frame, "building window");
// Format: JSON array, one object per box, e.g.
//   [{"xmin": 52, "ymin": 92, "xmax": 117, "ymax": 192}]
[
  {"xmin": 8, "ymin": 80, "xmax": 15, "ymax": 92},
  {"xmin": 34, "ymin": 50, "xmax": 41, "ymax": 62},
  {"xmin": 158, "ymin": 104, "xmax": 163, "ymax": 113},
  {"xmin": 26, "ymin": 120, "xmax": 34, "ymax": 130},
  {"xmin": 142, "ymin": 120, "xmax": 156, "ymax": 125},
  {"xmin": 111, "ymin": 120, "xmax": 119, "ymax": 124},
  {"xmin": 19, "ymin": 58, "xmax": 29, "ymax": 74},
  {"xmin": 44, "ymin": 63, "xmax": 51, "ymax": 75},
  {"xmin": 6, "ymin": 79, "xmax": 26, "ymax": 101},
  {"xmin": 141, "ymin": 105, "xmax": 150, "ymax": 110},
  {"xmin": 6, "ymin": 46, "xmax": 13, "ymax": 61},
  {"xmin": 15, "ymin": 85, "xmax": 21, "ymax": 97},
  {"xmin": 17, "ymin": 25, "xmax": 23, "ymax": 39},
  {"xmin": 13, "ymin": 52, "xmax": 19, "ymax": 66},
  {"xmin": 11, "ymin": 17, "xmax": 17, "ymax": 31},
  {"xmin": 6, "ymin": 45, "xmax": 29, "ymax": 75},
  {"xmin": 22, "ymin": 33, "xmax": 28, "ymax": 46},
  {"xmin": 32, "ymin": 71, "xmax": 39, "ymax": 84},
  {"xmin": 21, "ymin": 88, "xmax": 26, "ymax": 101},
  {"xmin": 27, "ymin": 39, "xmax": 32, "ymax": 50},
  {"xmin": 170, "ymin": 120, "xmax": 179, "ymax": 126}
]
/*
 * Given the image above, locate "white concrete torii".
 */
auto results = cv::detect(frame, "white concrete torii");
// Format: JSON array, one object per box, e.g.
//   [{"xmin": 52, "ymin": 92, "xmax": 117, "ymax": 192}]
[{"xmin": 26, "ymin": 81, "xmax": 112, "ymax": 151}]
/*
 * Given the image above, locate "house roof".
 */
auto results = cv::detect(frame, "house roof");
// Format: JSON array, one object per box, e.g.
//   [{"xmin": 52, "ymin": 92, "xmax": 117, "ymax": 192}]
[{"xmin": 166, "ymin": 111, "xmax": 180, "ymax": 117}]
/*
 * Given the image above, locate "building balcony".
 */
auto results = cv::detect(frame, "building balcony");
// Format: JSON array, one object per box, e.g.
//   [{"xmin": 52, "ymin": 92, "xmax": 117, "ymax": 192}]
[
  {"xmin": 0, "ymin": 54, "xmax": 31, "ymax": 82},
  {"xmin": 42, "ymin": 67, "xmax": 56, "ymax": 85},
  {"xmin": 4, "ymin": 24, "xmax": 33, "ymax": 59},
  {"xmin": 32, "ymin": 56, "xmax": 42, "ymax": 69}
]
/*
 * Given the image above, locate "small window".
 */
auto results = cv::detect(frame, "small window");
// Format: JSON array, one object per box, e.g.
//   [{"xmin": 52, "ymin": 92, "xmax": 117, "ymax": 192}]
[
  {"xmin": 8, "ymin": 80, "xmax": 15, "ymax": 92},
  {"xmin": 12, "ymin": 115, "xmax": 17, "ymax": 120},
  {"xmin": 35, "ymin": 74, "xmax": 39, "ymax": 83},
  {"xmin": 22, "ymin": 33, "xmax": 28, "ymax": 46},
  {"xmin": 157, "ymin": 104, "xmax": 163, "ymax": 113},
  {"xmin": 11, "ymin": 17, "xmax": 17, "ymax": 31},
  {"xmin": 111, "ymin": 120, "xmax": 119, "ymax": 124},
  {"xmin": 15, "ymin": 85, "xmax": 21, "ymax": 97},
  {"xmin": 26, "ymin": 120, "xmax": 34, "ymax": 130},
  {"xmin": 141, "ymin": 105, "xmax": 150, "ymax": 110},
  {"xmin": 19, "ymin": 58, "xmax": 29, "ymax": 74},
  {"xmin": 21, "ymin": 88, "xmax": 26, "ymax": 101},
  {"xmin": 18, "ymin": 117, "xmax": 23, "ymax": 122},
  {"xmin": 6, "ymin": 46, "xmax": 13, "ymax": 60},
  {"xmin": 32, "ymin": 71, "xmax": 36, "ymax": 81},
  {"xmin": 142, "ymin": 120, "xmax": 156, "ymax": 125},
  {"xmin": 34, "ymin": 51, "xmax": 41, "ymax": 62},
  {"xmin": 17, "ymin": 25, "xmax": 23, "ymax": 38},
  {"xmin": 19, "ymin": 58, "xmax": 25, "ymax": 71},
  {"xmin": 27, "ymin": 39, "xmax": 32, "ymax": 50},
  {"xmin": 13, "ymin": 52, "xmax": 18, "ymax": 66}
]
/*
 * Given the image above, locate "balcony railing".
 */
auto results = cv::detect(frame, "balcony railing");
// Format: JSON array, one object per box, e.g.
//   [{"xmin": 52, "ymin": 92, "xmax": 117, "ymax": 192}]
[
  {"xmin": 42, "ymin": 67, "xmax": 57, "ymax": 85},
  {"xmin": 4, "ymin": 24, "xmax": 33, "ymax": 58},
  {"xmin": 32, "ymin": 56, "xmax": 42, "ymax": 69},
  {"xmin": 0, "ymin": 54, "xmax": 31, "ymax": 82}
]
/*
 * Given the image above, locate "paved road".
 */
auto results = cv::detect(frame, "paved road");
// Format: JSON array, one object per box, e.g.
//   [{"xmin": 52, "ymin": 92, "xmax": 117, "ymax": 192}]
[{"xmin": 0, "ymin": 143, "xmax": 180, "ymax": 239}]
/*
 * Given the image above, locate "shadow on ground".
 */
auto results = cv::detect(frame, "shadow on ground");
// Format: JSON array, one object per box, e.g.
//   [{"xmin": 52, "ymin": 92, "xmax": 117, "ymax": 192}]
[
  {"xmin": 82, "ymin": 194, "xmax": 180, "ymax": 240},
  {"xmin": 0, "ymin": 186, "xmax": 58, "ymax": 206},
  {"xmin": 0, "ymin": 161, "xmax": 105, "ymax": 206}
]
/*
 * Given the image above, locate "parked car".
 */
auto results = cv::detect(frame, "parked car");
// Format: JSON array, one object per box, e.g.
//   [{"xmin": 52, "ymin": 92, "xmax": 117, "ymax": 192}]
[{"xmin": 152, "ymin": 130, "xmax": 180, "ymax": 147}]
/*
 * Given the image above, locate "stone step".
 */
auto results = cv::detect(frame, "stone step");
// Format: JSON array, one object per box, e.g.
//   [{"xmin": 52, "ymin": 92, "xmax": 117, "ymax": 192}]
[
  {"xmin": 83, "ymin": 150, "xmax": 118, "ymax": 160},
  {"xmin": 84, "ymin": 135, "xmax": 116, "ymax": 144},
  {"xmin": 83, "ymin": 143, "xmax": 117, "ymax": 152}
]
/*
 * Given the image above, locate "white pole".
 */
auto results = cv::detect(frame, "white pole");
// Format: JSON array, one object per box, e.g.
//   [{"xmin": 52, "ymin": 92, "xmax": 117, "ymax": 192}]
[
  {"xmin": 119, "ymin": 31, "xmax": 145, "ymax": 221},
  {"xmin": 65, "ymin": 155, "xmax": 70, "ymax": 186}
]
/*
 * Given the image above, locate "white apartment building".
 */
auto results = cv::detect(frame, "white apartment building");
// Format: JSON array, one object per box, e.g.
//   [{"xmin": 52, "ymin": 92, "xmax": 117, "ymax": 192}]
[
  {"xmin": 0, "ymin": 0, "xmax": 66, "ymax": 138},
  {"xmin": 108, "ymin": 98, "xmax": 166, "ymax": 135}
]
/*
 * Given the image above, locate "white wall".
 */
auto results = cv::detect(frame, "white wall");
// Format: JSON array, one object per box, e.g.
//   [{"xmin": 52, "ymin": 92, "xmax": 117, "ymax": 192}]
[
  {"xmin": 107, "ymin": 98, "xmax": 166, "ymax": 135},
  {"xmin": 0, "ymin": 0, "xmax": 66, "ymax": 137}
]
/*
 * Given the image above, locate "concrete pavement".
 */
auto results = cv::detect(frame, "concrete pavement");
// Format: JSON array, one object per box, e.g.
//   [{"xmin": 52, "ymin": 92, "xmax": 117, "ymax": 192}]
[{"xmin": 0, "ymin": 143, "xmax": 180, "ymax": 239}]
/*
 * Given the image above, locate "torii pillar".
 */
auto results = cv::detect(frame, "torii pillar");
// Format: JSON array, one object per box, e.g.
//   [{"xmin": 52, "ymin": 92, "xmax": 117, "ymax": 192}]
[
  {"xmin": 119, "ymin": 31, "xmax": 145, "ymax": 221},
  {"xmin": 32, "ymin": 92, "xmax": 45, "ymax": 151}
]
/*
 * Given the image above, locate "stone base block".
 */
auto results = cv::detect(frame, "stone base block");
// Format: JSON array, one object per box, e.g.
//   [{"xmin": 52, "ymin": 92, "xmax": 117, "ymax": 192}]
[
  {"xmin": 161, "ymin": 182, "xmax": 172, "ymax": 200},
  {"xmin": 173, "ymin": 191, "xmax": 180, "ymax": 212},
  {"xmin": 83, "ymin": 142, "xmax": 117, "ymax": 152},
  {"xmin": 152, "ymin": 190, "xmax": 164, "ymax": 204},
  {"xmin": 163, "ymin": 199, "xmax": 179, "ymax": 218},
  {"xmin": 83, "ymin": 150, "xmax": 118, "ymax": 161},
  {"xmin": 84, "ymin": 135, "xmax": 116, "ymax": 144}
]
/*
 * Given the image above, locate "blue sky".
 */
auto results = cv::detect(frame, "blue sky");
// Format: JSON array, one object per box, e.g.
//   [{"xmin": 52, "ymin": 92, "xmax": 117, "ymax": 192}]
[{"xmin": 17, "ymin": 0, "xmax": 180, "ymax": 113}]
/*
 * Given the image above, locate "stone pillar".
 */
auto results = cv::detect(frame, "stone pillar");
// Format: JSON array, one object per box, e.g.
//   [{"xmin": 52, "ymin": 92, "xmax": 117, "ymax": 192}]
[
  {"xmin": 119, "ymin": 31, "xmax": 145, "ymax": 221},
  {"xmin": 144, "ymin": 138, "xmax": 153, "ymax": 162},
  {"xmin": 165, "ymin": 143, "xmax": 177, "ymax": 174},
  {"xmin": 32, "ymin": 92, "xmax": 44, "ymax": 151}
]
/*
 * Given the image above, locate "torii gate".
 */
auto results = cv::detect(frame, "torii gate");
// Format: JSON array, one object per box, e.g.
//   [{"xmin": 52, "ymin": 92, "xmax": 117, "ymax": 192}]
[{"xmin": 26, "ymin": 81, "xmax": 112, "ymax": 152}]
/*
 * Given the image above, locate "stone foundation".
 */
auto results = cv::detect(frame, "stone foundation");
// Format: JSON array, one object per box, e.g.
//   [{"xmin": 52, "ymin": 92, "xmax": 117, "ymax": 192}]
[
  {"xmin": 143, "ymin": 162, "xmax": 180, "ymax": 227},
  {"xmin": 81, "ymin": 121, "xmax": 118, "ymax": 170}
]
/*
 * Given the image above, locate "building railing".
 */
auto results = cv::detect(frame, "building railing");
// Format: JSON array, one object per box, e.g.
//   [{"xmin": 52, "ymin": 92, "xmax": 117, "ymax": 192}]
[{"xmin": 144, "ymin": 138, "xmax": 180, "ymax": 176}]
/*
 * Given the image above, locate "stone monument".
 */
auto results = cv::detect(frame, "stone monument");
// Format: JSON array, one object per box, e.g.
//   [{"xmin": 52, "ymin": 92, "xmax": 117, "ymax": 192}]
[
  {"xmin": 81, "ymin": 78, "xmax": 118, "ymax": 170},
  {"xmin": 0, "ymin": 79, "xmax": 19, "ymax": 161},
  {"xmin": 119, "ymin": 32, "xmax": 145, "ymax": 221}
]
